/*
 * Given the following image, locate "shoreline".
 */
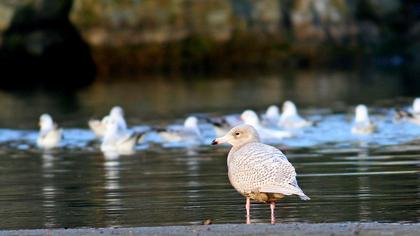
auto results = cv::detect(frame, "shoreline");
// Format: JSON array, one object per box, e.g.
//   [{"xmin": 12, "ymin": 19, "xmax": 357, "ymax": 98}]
[{"xmin": 1, "ymin": 223, "xmax": 419, "ymax": 236}]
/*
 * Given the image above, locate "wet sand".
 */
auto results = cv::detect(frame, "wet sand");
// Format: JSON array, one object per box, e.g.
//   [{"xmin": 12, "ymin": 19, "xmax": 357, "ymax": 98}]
[{"xmin": 1, "ymin": 223, "xmax": 419, "ymax": 236}]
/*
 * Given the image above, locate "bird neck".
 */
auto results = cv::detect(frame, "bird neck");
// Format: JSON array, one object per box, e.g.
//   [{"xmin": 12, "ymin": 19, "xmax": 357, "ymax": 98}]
[
  {"xmin": 41, "ymin": 123, "xmax": 54, "ymax": 133},
  {"xmin": 230, "ymin": 140, "xmax": 258, "ymax": 153},
  {"xmin": 355, "ymin": 112, "xmax": 369, "ymax": 123}
]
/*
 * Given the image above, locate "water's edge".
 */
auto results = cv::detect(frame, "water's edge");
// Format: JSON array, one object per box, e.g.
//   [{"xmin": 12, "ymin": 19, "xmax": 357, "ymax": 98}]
[{"xmin": 2, "ymin": 223, "xmax": 419, "ymax": 236}]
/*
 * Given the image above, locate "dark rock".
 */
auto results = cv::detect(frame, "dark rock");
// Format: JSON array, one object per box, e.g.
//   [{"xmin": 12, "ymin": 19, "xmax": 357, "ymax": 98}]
[{"xmin": 0, "ymin": 0, "xmax": 96, "ymax": 89}]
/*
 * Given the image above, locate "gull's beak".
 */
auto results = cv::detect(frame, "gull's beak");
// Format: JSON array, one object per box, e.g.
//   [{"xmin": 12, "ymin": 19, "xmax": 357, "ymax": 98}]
[{"xmin": 211, "ymin": 136, "xmax": 228, "ymax": 145}]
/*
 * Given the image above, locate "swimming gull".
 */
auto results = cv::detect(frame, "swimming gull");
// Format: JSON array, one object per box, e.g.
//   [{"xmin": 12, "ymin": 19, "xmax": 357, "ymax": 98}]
[
  {"xmin": 241, "ymin": 110, "xmax": 293, "ymax": 142},
  {"xmin": 395, "ymin": 98, "xmax": 420, "ymax": 125},
  {"xmin": 157, "ymin": 116, "xmax": 203, "ymax": 145},
  {"xmin": 89, "ymin": 106, "xmax": 127, "ymax": 138},
  {"xmin": 262, "ymin": 105, "xmax": 281, "ymax": 126},
  {"xmin": 206, "ymin": 115, "xmax": 241, "ymax": 137},
  {"xmin": 278, "ymin": 101, "xmax": 312, "ymax": 129},
  {"xmin": 351, "ymin": 105, "xmax": 377, "ymax": 135},
  {"xmin": 100, "ymin": 115, "xmax": 142, "ymax": 154},
  {"xmin": 37, "ymin": 114, "xmax": 62, "ymax": 149}
]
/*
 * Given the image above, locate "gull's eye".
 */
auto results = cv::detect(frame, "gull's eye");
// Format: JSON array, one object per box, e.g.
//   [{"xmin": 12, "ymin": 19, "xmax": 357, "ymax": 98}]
[{"xmin": 235, "ymin": 132, "xmax": 240, "ymax": 136}]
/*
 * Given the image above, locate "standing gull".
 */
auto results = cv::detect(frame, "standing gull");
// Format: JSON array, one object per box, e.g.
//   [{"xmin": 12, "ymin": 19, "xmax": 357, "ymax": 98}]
[
  {"xmin": 212, "ymin": 124, "xmax": 309, "ymax": 224},
  {"xmin": 37, "ymin": 114, "xmax": 62, "ymax": 149},
  {"xmin": 352, "ymin": 105, "xmax": 376, "ymax": 135}
]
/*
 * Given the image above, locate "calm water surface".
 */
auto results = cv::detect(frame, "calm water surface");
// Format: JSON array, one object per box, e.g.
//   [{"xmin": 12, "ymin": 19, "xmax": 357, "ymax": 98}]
[{"xmin": 0, "ymin": 70, "xmax": 419, "ymax": 229}]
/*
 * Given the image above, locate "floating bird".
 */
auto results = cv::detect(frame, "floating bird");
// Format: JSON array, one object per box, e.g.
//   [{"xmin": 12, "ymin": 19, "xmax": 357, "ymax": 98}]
[
  {"xmin": 100, "ymin": 115, "xmax": 142, "ymax": 154},
  {"xmin": 88, "ymin": 116, "xmax": 109, "ymax": 138},
  {"xmin": 278, "ymin": 101, "xmax": 312, "ymax": 129},
  {"xmin": 395, "ymin": 98, "xmax": 420, "ymax": 125},
  {"xmin": 212, "ymin": 124, "xmax": 309, "ymax": 224},
  {"xmin": 205, "ymin": 115, "xmax": 241, "ymax": 137},
  {"xmin": 413, "ymin": 98, "xmax": 420, "ymax": 114},
  {"xmin": 241, "ymin": 110, "xmax": 293, "ymax": 142},
  {"xmin": 89, "ymin": 106, "xmax": 127, "ymax": 138},
  {"xmin": 262, "ymin": 105, "xmax": 281, "ymax": 126},
  {"xmin": 157, "ymin": 116, "xmax": 203, "ymax": 145},
  {"xmin": 351, "ymin": 105, "xmax": 377, "ymax": 135},
  {"xmin": 37, "ymin": 114, "xmax": 62, "ymax": 149}
]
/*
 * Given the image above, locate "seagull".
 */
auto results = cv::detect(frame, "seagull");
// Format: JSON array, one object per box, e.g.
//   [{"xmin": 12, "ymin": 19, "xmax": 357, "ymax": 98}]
[
  {"xmin": 88, "ymin": 116, "xmax": 109, "ymax": 138},
  {"xmin": 395, "ymin": 98, "xmax": 420, "ymax": 125},
  {"xmin": 262, "ymin": 105, "xmax": 281, "ymax": 126},
  {"xmin": 100, "ymin": 115, "xmax": 142, "ymax": 154},
  {"xmin": 37, "ymin": 114, "xmax": 62, "ymax": 149},
  {"xmin": 278, "ymin": 101, "xmax": 312, "ymax": 129},
  {"xmin": 351, "ymin": 105, "xmax": 377, "ymax": 135},
  {"xmin": 212, "ymin": 124, "xmax": 309, "ymax": 224},
  {"xmin": 241, "ymin": 110, "xmax": 293, "ymax": 142},
  {"xmin": 205, "ymin": 115, "xmax": 241, "ymax": 137},
  {"xmin": 157, "ymin": 116, "xmax": 203, "ymax": 145},
  {"xmin": 89, "ymin": 106, "xmax": 127, "ymax": 138}
]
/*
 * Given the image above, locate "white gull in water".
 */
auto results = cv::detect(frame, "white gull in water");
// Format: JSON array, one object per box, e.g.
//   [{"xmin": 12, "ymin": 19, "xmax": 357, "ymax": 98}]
[
  {"xmin": 212, "ymin": 124, "xmax": 309, "ymax": 224},
  {"xmin": 262, "ymin": 105, "xmax": 281, "ymax": 126},
  {"xmin": 241, "ymin": 110, "xmax": 293, "ymax": 142},
  {"xmin": 206, "ymin": 114, "xmax": 241, "ymax": 137},
  {"xmin": 100, "ymin": 115, "xmax": 142, "ymax": 154},
  {"xmin": 395, "ymin": 98, "xmax": 420, "ymax": 125},
  {"xmin": 157, "ymin": 116, "xmax": 203, "ymax": 146},
  {"xmin": 413, "ymin": 98, "xmax": 420, "ymax": 114},
  {"xmin": 89, "ymin": 106, "xmax": 127, "ymax": 138},
  {"xmin": 277, "ymin": 101, "xmax": 312, "ymax": 129},
  {"xmin": 37, "ymin": 114, "xmax": 62, "ymax": 149},
  {"xmin": 351, "ymin": 105, "xmax": 377, "ymax": 135}
]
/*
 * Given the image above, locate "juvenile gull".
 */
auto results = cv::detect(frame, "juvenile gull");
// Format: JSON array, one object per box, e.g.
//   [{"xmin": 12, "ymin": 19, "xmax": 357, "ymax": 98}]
[
  {"xmin": 241, "ymin": 110, "xmax": 293, "ymax": 142},
  {"xmin": 89, "ymin": 106, "xmax": 127, "ymax": 138},
  {"xmin": 37, "ymin": 114, "xmax": 62, "ymax": 149},
  {"xmin": 352, "ymin": 105, "xmax": 377, "ymax": 135},
  {"xmin": 212, "ymin": 124, "xmax": 309, "ymax": 224}
]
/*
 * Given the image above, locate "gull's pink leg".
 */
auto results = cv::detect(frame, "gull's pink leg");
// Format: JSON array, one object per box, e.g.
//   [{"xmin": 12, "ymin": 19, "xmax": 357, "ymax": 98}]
[
  {"xmin": 270, "ymin": 201, "xmax": 276, "ymax": 224},
  {"xmin": 245, "ymin": 197, "xmax": 250, "ymax": 224}
]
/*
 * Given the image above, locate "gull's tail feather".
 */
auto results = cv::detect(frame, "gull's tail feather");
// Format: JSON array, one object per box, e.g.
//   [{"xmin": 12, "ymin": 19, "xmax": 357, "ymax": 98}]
[{"xmin": 299, "ymin": 194, "xmax": 310, "ymax": 200}]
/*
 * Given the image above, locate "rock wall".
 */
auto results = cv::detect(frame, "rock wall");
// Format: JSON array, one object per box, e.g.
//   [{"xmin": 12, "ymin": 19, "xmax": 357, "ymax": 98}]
[
  {"xmin": 67, "ymin": 0, "xmax": 415, "ymax": 45},
  {"xmin": 0, "ymin": 0, "xmax": 418, "ymax": 77}
]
